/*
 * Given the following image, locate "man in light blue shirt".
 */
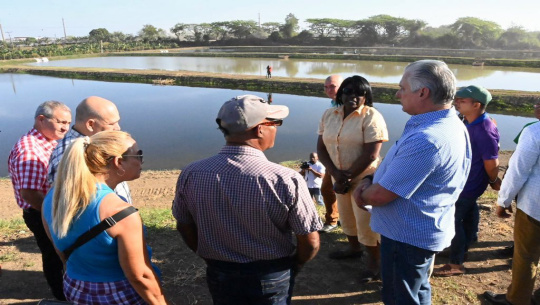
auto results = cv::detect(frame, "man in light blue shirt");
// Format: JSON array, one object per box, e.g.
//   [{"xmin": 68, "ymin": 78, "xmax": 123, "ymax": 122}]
[{"xmin": 354, "ymin": 60, "xmax": 471, "ymax": 305}]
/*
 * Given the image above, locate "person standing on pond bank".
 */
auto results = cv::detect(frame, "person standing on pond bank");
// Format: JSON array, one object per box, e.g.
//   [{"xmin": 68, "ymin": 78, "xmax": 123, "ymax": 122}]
[
  {"xmin": 318, "ymin": 75, "xmax": 388, "ymax": 282},
  {"xmin": 173, "ymin": 95, "xmax": 321, "ymax": 305},
  {"xmin": 354, "ymin": 60, "xmax": 471, "ymax": 305},
  {"xmin": 8, "ymin": 101, "xmax": 71, "ymax": 301},
  {"xmin": 266, "ymin": 65, "xmax": 272, "ymax": 78},
  {"xmin": 300, "ymin": 152, "xmax": 326, "ymax": 206},
  {"xmin": 319, "ymin": 74, "xmax": 344, "ymax": 233},
  {"xmin": 434, "ymin": 85, "xmax": 500, "ymax": 277}
]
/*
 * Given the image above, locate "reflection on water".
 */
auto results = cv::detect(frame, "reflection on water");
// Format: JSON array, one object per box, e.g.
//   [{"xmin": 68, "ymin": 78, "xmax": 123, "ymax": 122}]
[
  {"xmin": 28, "ymin": 56, "xmax": 540, "ymax": 91},
  {"xmin": 0, "ymin": 73, "xmax": 536, "ymax": 177}
]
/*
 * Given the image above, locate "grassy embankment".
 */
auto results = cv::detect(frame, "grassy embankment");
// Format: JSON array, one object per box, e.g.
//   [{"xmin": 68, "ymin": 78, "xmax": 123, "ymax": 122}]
[{"xmin": 1, "ymin": 49, "xmax": 539, "ymax": 115}]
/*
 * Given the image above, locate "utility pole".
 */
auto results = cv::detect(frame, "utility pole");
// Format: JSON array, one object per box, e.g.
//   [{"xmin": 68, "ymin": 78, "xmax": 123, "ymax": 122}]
[
  {"xmin": 6, "ymin": 31, "xmax": 13, "ymax": 47},
  {"xmin": 258, "ymin": 13, "xmax": 261, "ymax": 28},
  {"xmin": 62, "ymin": 18, "xmax": 67, "ymax": 40},
  {"xmin": 0, "ymin": 24, "xmax": 5, "ymax": 42}
]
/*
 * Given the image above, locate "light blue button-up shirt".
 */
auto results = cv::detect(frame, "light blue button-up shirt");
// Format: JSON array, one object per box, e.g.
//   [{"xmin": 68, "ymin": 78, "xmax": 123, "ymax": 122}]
[{"xmin": 371, "ymin": 107, "xmax": 471, "ymax": 251}]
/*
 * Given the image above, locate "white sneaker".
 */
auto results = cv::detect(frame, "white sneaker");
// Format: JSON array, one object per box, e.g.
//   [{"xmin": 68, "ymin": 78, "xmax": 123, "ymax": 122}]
[{"xmin": 319, "ymin": 224, "xmax": 338, "ymax": 233}]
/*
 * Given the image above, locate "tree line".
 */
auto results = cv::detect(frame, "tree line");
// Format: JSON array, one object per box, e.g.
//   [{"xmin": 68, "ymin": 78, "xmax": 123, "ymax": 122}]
[{"xmin": 2, "ymin": 13, "xmax": 540, "ymax": 60}]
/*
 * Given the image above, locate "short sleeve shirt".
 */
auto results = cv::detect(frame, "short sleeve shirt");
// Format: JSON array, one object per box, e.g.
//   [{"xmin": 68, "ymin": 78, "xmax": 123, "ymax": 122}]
[
  {"xmin": 460, "ymin": 113, "xmax": 500, "ymax": 199},
  {"xmin": 8, "ymin": 128, "xmax": 57, "ymax": 209},
  {"xmin": 304, "ymin": 161, "xmax": 325, "ymax": 189},
  {"xmin": 318, "ymin": 105, "xmax": 388, "ymax": 171},
  {"xmin": 371, "ymin": 108, "xmax": 472, "ymax": 252},
  {"xmin": 172, "ymin": 145, "xmax": 322, "ymax": 263}
]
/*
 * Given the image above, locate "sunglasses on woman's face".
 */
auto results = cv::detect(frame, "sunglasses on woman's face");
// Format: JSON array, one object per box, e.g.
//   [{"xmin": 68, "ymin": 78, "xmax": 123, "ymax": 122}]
[
  {"xmin": 342, "ymin": 87, "xmax": 365, "ymax": 96},
  {"xmin": 122, "ymin": 150, "xmax": 144, "ymax": 163}
]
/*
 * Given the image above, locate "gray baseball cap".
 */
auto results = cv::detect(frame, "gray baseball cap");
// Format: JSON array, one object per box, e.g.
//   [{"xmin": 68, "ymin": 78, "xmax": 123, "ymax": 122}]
[{"xmin": 216, "ymin": 95, "xmax": 289, "ymax": 134}]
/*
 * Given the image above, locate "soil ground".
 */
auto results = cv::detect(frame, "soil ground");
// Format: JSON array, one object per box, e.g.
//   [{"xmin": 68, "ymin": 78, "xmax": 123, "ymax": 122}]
[{"xmin": 1, "ymin": 151, "xmax": 539, "ymax": 305}]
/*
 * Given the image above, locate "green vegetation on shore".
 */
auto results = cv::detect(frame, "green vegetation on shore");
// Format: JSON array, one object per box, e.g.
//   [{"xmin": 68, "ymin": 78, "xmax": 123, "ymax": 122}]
[{"xmin": 2, "ymin": 61, "xmax": 538, "ymax": 115}]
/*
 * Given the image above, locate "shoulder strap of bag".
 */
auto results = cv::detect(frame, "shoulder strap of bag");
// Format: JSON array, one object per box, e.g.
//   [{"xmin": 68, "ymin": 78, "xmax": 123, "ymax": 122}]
[{"xmin": 63, "ymin": 206, "xmax": 138, "ymax": 260}]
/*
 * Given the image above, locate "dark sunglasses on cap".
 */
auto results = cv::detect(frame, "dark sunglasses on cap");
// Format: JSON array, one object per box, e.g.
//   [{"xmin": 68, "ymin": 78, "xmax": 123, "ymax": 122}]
[
  {"xmin": 122, "ymin": 149, "xmax": 144, "ymax": 163},
  {"xmin": 342, "ymin": 87, "xmax": 366, "ymax": 96}
]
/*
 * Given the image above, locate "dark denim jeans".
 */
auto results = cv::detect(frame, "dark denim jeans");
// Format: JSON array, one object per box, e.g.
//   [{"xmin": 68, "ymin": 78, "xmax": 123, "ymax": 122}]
[
  {"xmin": 449, "ymin": 197, "xmax": 479, "ymax": 265},
  {"xmin": 206, "ymin": 258, "xmax": 295, "ymax": 305},
  {"xmin": 380, "ymin": 236, "xmax": 436, "ymax": 305},
  {"xmin": 23, "ymin": 208, "xmax": 66, "ymax": 300}
]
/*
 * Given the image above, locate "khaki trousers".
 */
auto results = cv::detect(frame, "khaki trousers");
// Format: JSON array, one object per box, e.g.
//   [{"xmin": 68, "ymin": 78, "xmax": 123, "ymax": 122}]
[
  {"xmin": 321, "ymin": 173, "xmax": 339, "ymax": 225},
  {"xmin": 507, "ymin": 208, "xmax": 540, "ymax": 305}
]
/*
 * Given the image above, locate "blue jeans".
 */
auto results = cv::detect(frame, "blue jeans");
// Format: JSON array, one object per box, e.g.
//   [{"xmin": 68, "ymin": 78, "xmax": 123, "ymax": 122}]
[
  {"xmin": 449, "ymin": 197, "xmax": 479, "ymax": 265},
  {"xmin": 308, "ymin": 188, "xmax": 323, "ymax": 205},
  {"xmin": 380, "ymin": 236, "xmax": 436, "ymax": 305},
  {"xmin": 206, "ymin": 258, "xmax": 295, "ymax": 305}
]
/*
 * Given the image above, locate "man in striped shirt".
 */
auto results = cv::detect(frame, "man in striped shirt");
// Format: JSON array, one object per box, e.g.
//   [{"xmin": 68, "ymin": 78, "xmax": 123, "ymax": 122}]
[
  {"xmin": 173, "ymin": 95, "xmax": 322, "ymax": 305},
  {"xmin": 8, "ymin": 101, "xmax": 71, "ymax": 301},
  {"xmin": 47, "ymin": 96, "xmax": 131, "ymax": 203},
  {"xmin": 354, "ymin": 60, "xmax": 471, "ymax": 305}
]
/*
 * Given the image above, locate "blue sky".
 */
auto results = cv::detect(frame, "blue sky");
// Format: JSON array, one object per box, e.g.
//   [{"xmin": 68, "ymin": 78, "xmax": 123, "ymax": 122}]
[{"xmin": 2, "ymin": 0, "xmax": 539, "ymax": 38}]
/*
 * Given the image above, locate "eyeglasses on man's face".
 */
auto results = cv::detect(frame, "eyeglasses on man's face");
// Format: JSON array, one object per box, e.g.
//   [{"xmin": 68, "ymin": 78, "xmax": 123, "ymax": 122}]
[{"xmin": 122, "ymin": 150, "xmax": 144, "ymax": 163}]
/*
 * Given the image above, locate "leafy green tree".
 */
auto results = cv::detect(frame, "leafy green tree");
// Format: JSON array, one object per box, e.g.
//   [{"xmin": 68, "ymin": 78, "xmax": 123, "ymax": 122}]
[
  {"xmin": 227, "ymin": 20, "xmax": 258, "ymax": 39},
  {"xmin": 139, "ymin": 24, "xmax": 160, "ymax": 42},
  {"xmin": 89, "ymin": 28, "xmax": 111, "ymax": 42},
  {"xmin": 451, "ymin": 17, "xmax": 503, "ymax": 48},
  {"xmin": 305, "ymin": 18, "xmax": 336, "ymax": 37},
  {"xmin": 110, "ymin": 31, "xmax": 127, "ymax": 43},
  {"xmin": 280, "ymin": 13, "xmax": 299, "ymax": 38},
  {"xmin": 262, "ymin": 22, "xmax": 281, "ymax": 35},
  {"xmin": 171, "ymin": 23, "xmax": 188, "ymax": 41}
]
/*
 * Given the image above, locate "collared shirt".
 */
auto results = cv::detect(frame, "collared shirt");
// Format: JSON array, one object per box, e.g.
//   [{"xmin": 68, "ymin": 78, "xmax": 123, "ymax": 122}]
[
  {"xmin": 318, "ymin": 105, "xmax": 388, "ymax": 172},
  {"xmin": 460, "ymin": 112, "xmax": 499, "ymax": 199},
  {"xmin": 172, "ymin": 145, "xmax": 322, "ymax": 263},
  {"xmin": 371, "ymin": 107, "xmax": 471, "ymax": 252},
  {"xmin": 48, "ymin": 127, "xmax": 85, "ymax": 185},
  {"xmin": 8, "ymin": 128, "xmax": 57, "ymax": 209},
  {"xmin": 304, "ymin": 161, "xmax": 325, "ymax": 189},
  {"xmin": 47, "ymin": 127, "xmax": 132, "ymax": 203},
  {"xmin": 498, "ymin": 122, "xmax": 540, "ymax": 221}
]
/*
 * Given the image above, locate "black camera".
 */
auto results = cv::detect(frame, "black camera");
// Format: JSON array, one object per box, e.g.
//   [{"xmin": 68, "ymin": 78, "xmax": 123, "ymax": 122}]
[{"xmin": 300, "ymin": 161, "xmax": 310, "ymax": 170}]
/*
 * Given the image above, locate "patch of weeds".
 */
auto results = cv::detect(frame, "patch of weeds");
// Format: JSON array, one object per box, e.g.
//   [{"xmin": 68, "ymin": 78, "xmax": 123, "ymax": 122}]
[
  {"xmin": 23, "ymin": 261, "xmax": 35, "ymax": 268},
  {"xmin": 280, "ymin": 159, "xmax": 302, "ymax": 170},
  {"xmin": 0, "ymin": 218, "xmax": 26, "ymax": 235},
  {"xmin": 139, "ymin": 208, "xmax": 175, "ymax": 230},
  {"xmin": 0, "ymin": 252, "xmax": 17, "ymax": 263}
]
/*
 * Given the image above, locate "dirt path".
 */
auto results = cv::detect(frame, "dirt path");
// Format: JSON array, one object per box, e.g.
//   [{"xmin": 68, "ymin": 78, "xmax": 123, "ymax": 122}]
[{"xmin": 1, "ymin": 151, "xmax": 539, "ymax": 304}]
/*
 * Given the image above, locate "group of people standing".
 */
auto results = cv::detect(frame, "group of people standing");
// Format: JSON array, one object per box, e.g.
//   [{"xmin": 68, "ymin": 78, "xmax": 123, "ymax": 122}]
[{"xmin": 7, "ymin": 59, "xmax": 540, "ymax": 305}]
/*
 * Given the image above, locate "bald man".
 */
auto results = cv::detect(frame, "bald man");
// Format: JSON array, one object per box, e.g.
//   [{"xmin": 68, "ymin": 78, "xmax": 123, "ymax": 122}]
[
  {"xmin": 319, "ymin": 75, "xmax": 344, "ymax": 233},
  {"xmin": 47, "ymin": 96, "xmax": 132, "ymax": 203}
]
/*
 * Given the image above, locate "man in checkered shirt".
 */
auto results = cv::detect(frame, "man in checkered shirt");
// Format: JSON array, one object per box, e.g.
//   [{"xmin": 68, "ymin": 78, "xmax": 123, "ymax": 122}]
[
  {"xmin": 8, "ymin": 101, "xmax": 71, "ymax": 301},
  {"xmin": 173, "ymin": 95, "xmax": 322, "ymax": 305}
]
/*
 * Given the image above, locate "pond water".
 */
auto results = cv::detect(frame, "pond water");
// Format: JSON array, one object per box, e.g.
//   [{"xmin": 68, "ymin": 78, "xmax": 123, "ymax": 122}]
[
  {"xmin": 28, "ymin": 56, "xmax": 540, "ymax": 92},
  {"xmin": 1, "ymin": 73, "xmax": 536, "ymax": 177}
]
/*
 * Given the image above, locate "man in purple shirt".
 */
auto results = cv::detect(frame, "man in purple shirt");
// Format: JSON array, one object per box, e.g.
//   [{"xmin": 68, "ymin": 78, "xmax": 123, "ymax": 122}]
[
  {"xmin": 434, "ymin": 85, "xmax": 501, "ymax": 277},
  {"xmin": 173, "ymin": 95, "xmax": 322, "ymax": 305}
]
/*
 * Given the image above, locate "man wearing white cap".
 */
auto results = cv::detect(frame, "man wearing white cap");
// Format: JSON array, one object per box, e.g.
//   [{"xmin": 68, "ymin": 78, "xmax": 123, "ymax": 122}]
[{"xmin": 173, "ymin": 95, "xmax": 322, "ymax": 305}]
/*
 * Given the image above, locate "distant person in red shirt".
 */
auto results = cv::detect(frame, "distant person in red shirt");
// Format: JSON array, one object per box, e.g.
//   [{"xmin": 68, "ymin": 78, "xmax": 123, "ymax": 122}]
[{"xmin": 266, "ymin": 65, "xmax": 272, "ymax": 78}]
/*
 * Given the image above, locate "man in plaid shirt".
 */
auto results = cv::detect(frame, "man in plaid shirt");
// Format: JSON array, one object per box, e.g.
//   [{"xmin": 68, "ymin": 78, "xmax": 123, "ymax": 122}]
[
  {"xmin": 8, "ymin": 101, "xmax": 71, "ymax": 301},
  {"xmin": 173, "ymin": 95, "xmax": 322, "ymax": 305}
]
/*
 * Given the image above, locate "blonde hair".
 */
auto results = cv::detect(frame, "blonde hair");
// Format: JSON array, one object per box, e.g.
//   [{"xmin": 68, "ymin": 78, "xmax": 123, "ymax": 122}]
[{"xmin": 52, "ymin": 130, "xmax": 133, "ymax": 237}]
